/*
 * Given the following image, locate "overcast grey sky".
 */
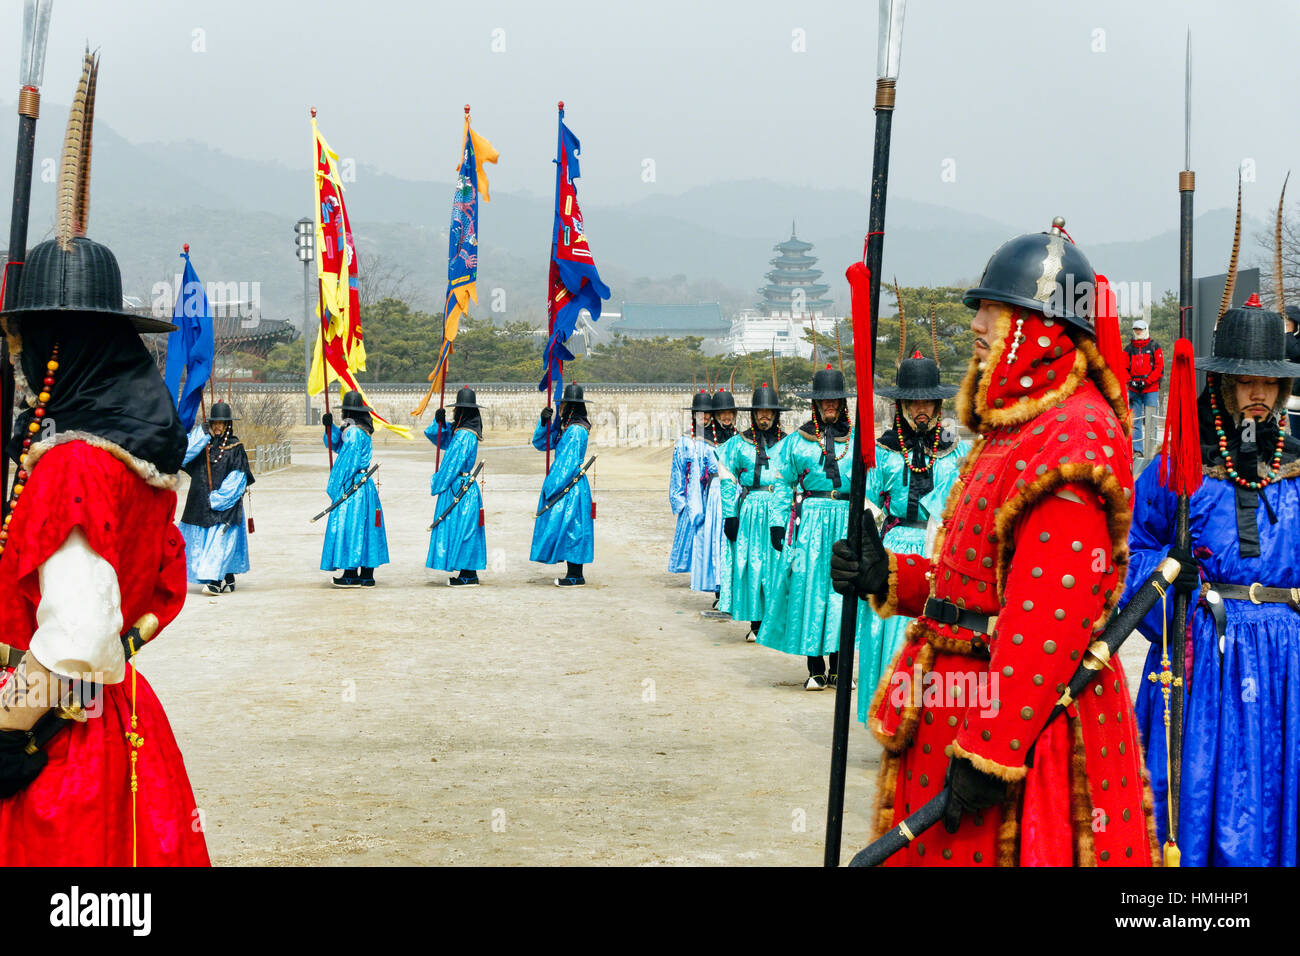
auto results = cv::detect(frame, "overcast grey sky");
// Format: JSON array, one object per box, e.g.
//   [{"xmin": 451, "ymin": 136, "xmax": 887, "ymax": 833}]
[{"xmin": 5, "ymin": 0, "xmax": 1298, "ymax": 243}]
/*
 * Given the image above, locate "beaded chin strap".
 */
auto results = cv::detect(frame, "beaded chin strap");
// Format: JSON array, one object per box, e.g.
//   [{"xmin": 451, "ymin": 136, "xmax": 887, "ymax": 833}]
[{"xmin": 1003, "ymin": 310, "xmax": 1026, "ymax": 367}]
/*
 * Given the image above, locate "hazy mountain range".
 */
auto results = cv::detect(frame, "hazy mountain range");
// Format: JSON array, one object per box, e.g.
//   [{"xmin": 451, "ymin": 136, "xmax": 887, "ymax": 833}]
[{"xmin": 0, "ymin": 103, "xmax": 1261, "ymax": 331}]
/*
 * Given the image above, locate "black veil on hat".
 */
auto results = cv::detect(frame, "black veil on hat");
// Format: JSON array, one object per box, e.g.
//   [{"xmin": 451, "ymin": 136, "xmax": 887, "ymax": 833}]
[
  {"xmin": 558, "ymin": 382, "xmax": 591, "ymax": 430},
  {"xmin": 340, "ymin": 389, "xmax": 374, "ymax": 433},
  {"xmin": 448, "ymin": 386, "xmax": 484, "ymax": 437},
  {"xmin": 5, "ymin": 50, "xmax": 183, "ymax": 473}
]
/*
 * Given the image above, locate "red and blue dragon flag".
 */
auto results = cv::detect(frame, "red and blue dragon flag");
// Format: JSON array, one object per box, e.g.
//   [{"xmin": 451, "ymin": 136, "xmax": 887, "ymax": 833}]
[
  {"xmin": 415, "ymin": 108, "xmax": 498, "ymax": 417},
  {"xmin": 540, "ymin": 103, "xmax": 610, "ymax": 394}
]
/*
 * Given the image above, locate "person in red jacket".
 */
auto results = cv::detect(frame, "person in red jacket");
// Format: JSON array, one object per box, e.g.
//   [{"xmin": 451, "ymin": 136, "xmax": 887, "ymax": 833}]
[
  {"xmin": 0, "ymin": 53, "xmax": 210, "ymax": 866},
  {"xmin": 832, "ymin": 218, "xmax": 1156, "ymax": 867},
  {"xmin": 1125, "ymin": 318, "xmax": 1163, "ymax": 455}
]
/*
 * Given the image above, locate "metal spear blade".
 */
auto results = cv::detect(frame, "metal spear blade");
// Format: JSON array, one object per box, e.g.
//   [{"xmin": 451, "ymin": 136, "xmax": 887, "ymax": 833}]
[
  {"xmin": 877, "ymin": 0, "xmax": 907, "ymax": 79},
  {"xmin": 19, "ymin": 0, "xmax": 53, "ymax": 89},
  {"xmin": 1184, "ymin": 28, "xmax": 1191, "ymax": 171}
]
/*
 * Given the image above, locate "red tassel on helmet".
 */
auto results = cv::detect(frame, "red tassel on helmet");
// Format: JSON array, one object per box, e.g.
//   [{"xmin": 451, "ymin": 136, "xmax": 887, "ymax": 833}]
[
  {"xmin": 846, "ymin": 260, "xmax": 875, "ymax": 467},
  {"xmin": 1094, "ymin": 274, "xmax": 1127, "ymax": 410},
  {"xmin": 1159, "ymin": 338, "xmax": 1204, "ymax": 497}
]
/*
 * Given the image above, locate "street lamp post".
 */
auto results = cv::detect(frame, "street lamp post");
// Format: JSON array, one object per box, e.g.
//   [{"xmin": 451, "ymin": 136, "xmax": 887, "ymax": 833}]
[{"xmin": 295, "ymin": 217, "xmax": 315, "ymax": 424}]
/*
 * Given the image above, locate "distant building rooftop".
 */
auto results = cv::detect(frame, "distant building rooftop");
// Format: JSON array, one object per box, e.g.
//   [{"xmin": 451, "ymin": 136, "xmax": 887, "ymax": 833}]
[{"xmin": 609, "ymin": 302, "xmax": 730, "ymax": 339}]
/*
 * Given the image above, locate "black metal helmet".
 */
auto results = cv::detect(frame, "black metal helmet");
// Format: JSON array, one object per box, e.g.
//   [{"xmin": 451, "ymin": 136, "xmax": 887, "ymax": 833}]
[
  {"xmin": 711, "ymin": 389, "xmax": 737, "ymax": 413},
  {"xmin": 8, "ymin": 237, "xmax": 177, "ymax": 334},
  {"xmin": 449, "ymin": 386, "xmax": 483, "ymax": 409},
  {"xmin": 799, "ymin": 365, "xmax": 853, "ymax": 400},
  {"xmin": 748, "ymin": 383, "xmax": 788, "ymax": 411},
  {"xmin": 1197, "ymin": 294, "xmax": 1298, "ymax": 378},
  {"xmin": 341, "ymin": 389, "xmax": 369, "ymax": 413},
  {"xmin": 686, "ymin": 389, "xmax": 713, "ymax": 412},
  {"xmin": 207, "ymin": 401, "xmax": 236, "ymax": 422},
  {"xmin": 876, "ymin": 351, "xmax": 958, "ymax": 401},
  {"xmin": 963, "ymin": 217, "xmax": 1097, "ymax": 336}
]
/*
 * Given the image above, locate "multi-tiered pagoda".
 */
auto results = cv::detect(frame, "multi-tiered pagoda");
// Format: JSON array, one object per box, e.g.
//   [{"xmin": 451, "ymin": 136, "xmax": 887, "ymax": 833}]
[{"xmin": 755, "ymin": 223, "xmax": 834, "ymax": 317}]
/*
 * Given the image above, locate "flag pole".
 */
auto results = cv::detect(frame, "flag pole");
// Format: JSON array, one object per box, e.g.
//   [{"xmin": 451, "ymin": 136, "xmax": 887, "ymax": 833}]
[
  {"xmin": 2, "ymin": 1, "xmax": 53, "ymax": 519},
  {"xmin": 1164, "ymin": 28, "xmax": 1196, "ymax": 867},
  {"xmin": 825, "ymin": 0, "xmax": 906, "ymax": 867},
  {"xmin": 309, "ymin": 107, "xmax": 334, "ymax": 469},
  {"xmin": 318, "ymin": 278, "xmax": 333, "ymax": 469},
  {"xmin": 544, "ymin": 101, "xmax": 565, "ymax": 476},
  {"xmin": 438, "ymin": 104, "xmax": 472, "ymax": 472}
]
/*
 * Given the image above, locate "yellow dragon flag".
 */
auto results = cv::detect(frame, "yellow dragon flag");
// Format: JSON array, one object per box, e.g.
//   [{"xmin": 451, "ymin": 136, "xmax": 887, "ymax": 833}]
[
  {"xmin": 412, "ymin": 110, "xmax": 499, "ymax": 417},
  {"xmin": 309, "ymin": 110, "xmax": 410, "ymax": 438}
]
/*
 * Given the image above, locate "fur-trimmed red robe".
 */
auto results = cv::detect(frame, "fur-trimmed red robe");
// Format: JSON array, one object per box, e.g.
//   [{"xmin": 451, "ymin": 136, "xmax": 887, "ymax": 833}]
[
  {"xmin": 868, "ymin": 303, "xmax": 1159, "ymax": 866},
  {"xmin": 0, "ymin": 437, "xmax": 210, "ymax": 866}
]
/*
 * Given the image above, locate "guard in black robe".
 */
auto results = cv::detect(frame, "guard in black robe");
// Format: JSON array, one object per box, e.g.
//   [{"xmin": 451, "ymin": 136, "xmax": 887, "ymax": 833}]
[{"xmin": 178, "ymin": 402, "xmax": 255, "ymax": 594}]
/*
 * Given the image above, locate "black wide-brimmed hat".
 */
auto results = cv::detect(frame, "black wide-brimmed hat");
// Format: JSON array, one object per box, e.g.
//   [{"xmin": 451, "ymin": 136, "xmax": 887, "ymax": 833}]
[
  {"xmin": 207, "ymin": 401, "xmax": 236, "ymax": 422},
  {"xmin": 1197, "ymin": 295, "xmax": 1299, "ymax": 378},
  {"xmin": 448, "ymin": 386, "xmax": 484, "ymax": 409},
  {"xmin": 745, "ymin": 383, "xmax": 789, "ymax": 412},
  {"xmin": 560, "ymin": 382, "xmax": 590, "ymax": 406},
  {"xmin": 685, "ymin": 389, "xmax": 713, "ymax": 412},
  {"xmin": 711, "ymin": 389, "xmax": 737, "ymax": 413},
  {"xmin": 877, "ymin": 350, "xmax": 959, "ymax": 401},
  {"xmin": 341, "ymin": 389, "xmax": 369, "ymax": 413},
  {"xmin": 798, "ymin": 365, "xmax": 854, "ymax": 400},
  {"xmin": 7, "ymin": 237, "xmax": 177, "ymax": 334},
  {"xmin": 963, "ymin": 217, "xmax": 1096, "ymax": 336}
]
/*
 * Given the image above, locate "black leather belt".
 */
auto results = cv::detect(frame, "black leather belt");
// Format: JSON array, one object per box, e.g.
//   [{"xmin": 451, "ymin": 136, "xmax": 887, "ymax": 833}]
[
  {"xmin": 1207, "ymin": 582, "xmax": 1300, "ymax": 608},
  {"xmin": 803, "ymin": 490, "xmax": 850, "ymax": 501},
  {"xmin": 892, "ymin": 518, "xmax": 927, "ymax": 530},
  {"xmin": 924, "ymin": 597, "xmax": 998, "ymax": 635}
]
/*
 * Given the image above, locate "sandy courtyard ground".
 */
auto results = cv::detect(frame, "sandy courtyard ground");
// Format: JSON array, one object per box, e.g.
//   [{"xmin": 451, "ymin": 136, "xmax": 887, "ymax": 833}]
[{"xmin": 144, "ymin": 429, "xmax": 1150, "ymax": 866}]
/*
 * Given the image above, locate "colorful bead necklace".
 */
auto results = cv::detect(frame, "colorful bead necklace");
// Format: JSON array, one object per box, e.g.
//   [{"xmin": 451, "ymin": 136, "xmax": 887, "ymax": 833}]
[
  {"xmin": 810, "ymin": 404, "xmax": 853, "ymax": 461},
  {"xmin": 1209, "ymin": 386, "xmax": 1285, "ymax": 489},
  {"xmin": 897, "ymin": 417, "xmax": 942, "ymax": 473},
  {"xmin": 0, "ymin": 346, "xmax": 60, "ymax": 559}
]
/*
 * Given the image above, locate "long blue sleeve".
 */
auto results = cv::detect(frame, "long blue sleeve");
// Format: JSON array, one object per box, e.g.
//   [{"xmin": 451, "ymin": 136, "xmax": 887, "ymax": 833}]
[
  {"xmin": 424, "ymin": 420, "xmax": 453, "ymax": 451},
  {"xmin": 432, "ymin": 430, "xmax": 476, "ymax": 496},
  {"xmin": 209, "ymin": 469, "xmax": 248, "ymax": 511},
  {"xmin": 531, "ymin": 415, "xmax": 563, "ymax": 451},
  {"xmin": 669, "ymin": 438, "xmax": 690, "ymax": 516},
  {"xmin": 323, "ymin": 423, "xmax": 343, "ymax": 452},
  {"xmin": 183, "ymin": 424, "xmax": 211, "ymax": 466}
]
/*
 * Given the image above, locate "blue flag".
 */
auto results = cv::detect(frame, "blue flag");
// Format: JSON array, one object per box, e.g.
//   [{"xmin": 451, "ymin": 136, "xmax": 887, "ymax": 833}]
[
  {"xmin": 540, "ymin": 107, "xmax": 610, "ymax": 392},
  {"xmin": 163, "ymin": 249, "xmax": 214, "ymax": 431}
]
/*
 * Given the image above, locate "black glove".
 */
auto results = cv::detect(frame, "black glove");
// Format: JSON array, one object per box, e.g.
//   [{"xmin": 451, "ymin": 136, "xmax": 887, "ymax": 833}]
[
  {"xmin": 0, "ymin": 729, "xmax": 49, "ymax": 799},
  {"xmin": 1167, "ymin": 544, "xmax": 1200, "ymax": 595},
  {"xmin": 540, "ymin": 407, "xmax": 554, "ymax": 424},
  {"xmin": 942, "ymin": 755, "xmax": 1007, "ymax": 834},
  {"xmin": 321, "ymin": 412, "xmax": 334, "ymax": 430},
  {"xmin": 830, "ymin": 518, "xmax": 890, "ymax": 601},
  {"xmin": 723, "ymin": 516, "xmax": 739, "ymax": 542},
  {"xmin": 770, "ymin": 526, "xmax": 785, "ymax": 552},
  {"xmin": 434, "ymin": 407, "xmax": 446, "ymax": 426}
]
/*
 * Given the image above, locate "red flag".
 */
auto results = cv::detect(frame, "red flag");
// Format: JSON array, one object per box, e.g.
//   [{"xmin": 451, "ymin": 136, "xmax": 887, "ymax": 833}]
[
  {"xmin": 1159, "ymin": 338, "xmax": 1203, "ymax": 497},
  {"xmin": 846, "ymin": 261, "xmax": 875, "ymax": 467}
]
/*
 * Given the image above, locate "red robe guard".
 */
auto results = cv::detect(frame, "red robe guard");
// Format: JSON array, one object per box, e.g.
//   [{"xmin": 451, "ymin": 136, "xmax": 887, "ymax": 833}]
[{"xmin": 864, "ymin": 223, "xmax": 1158, "ymax": 865}]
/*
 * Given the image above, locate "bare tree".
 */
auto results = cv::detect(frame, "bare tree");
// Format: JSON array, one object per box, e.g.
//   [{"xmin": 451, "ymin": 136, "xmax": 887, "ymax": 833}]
[{"xmin": 354, "ymin": 249, "xmax": 413, "ymax": 310}]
